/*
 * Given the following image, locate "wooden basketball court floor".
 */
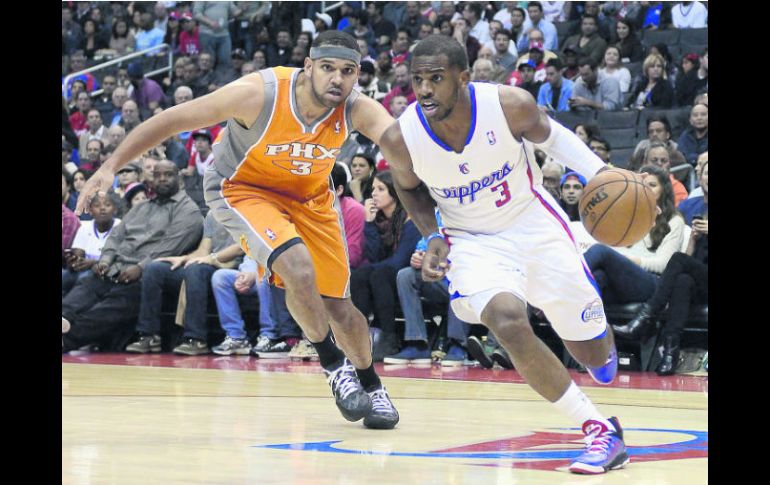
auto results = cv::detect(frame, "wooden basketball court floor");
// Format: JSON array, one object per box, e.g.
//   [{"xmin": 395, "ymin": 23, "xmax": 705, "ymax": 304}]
[{"xmin": 62, "ymin": 354, "xmax": 707, "ymax": 484}]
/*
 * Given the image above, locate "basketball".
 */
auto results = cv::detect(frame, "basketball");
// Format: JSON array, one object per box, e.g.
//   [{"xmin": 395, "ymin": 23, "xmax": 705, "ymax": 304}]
[{"xmin": 578, "ymin": 169, "xmax": 657, "ymax": 247}]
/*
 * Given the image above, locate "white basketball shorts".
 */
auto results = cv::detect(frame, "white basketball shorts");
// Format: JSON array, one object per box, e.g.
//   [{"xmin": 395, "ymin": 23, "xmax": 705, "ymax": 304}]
[{"xmin": 444, "ymin": 187, "xmax": 607, "ymax": 342}]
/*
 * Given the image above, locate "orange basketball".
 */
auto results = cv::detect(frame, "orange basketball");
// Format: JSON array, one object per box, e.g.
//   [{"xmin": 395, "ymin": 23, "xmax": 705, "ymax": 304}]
[{"xmin": 578, "ymin": 169, "xmax": 657, "ymax": 247}]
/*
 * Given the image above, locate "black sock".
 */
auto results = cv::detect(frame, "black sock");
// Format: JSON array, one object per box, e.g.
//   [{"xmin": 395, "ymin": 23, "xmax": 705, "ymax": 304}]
[
  {"xmin": 356, "ymin": 364, "xmax": 381, "ymax": 392},
  {"xmin": 310, "ymin": 331, "xmax": 346, "ymax": 370}
]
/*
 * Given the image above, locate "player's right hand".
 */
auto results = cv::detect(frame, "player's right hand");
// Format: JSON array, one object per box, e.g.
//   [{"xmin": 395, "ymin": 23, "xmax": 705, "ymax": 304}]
[
  {"xmin": 75, "ymin": 167, "xmax": 116, "ymax": 216},
  {"xmin": 421, "ymin": 238, "xmax": 450, "ymax": 282}
]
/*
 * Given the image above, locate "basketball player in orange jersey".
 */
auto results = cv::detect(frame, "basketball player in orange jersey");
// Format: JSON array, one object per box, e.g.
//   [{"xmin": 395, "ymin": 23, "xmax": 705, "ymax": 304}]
[
  {"xmin": 378, "ymin": 36, "xmax": 640, "ymax": 472},
  {"xmin": 76, "ymin": 31, "xmax": 399, "ymax": 429}
]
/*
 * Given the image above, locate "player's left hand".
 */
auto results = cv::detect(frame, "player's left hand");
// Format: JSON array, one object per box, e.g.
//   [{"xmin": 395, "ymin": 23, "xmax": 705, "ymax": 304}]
[{"xmin": 422, "ymin": 237, "xmax": 450, "ymax": 282}]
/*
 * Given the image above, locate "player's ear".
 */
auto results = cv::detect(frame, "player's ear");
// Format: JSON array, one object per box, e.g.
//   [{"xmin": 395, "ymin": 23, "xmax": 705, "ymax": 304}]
[
  {"xmin": 304, "ymin": 57, "xmax": 313, "ymax": 75},
  {"xmin": 459, "ymin": 68, "xmax": 471, "ymax": 85}
]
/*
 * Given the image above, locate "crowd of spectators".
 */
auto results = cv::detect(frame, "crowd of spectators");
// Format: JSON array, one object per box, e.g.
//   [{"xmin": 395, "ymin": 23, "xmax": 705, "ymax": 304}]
[{"xmin": 62, "ymin": 1, "xmax": 707, "ymax": 373}]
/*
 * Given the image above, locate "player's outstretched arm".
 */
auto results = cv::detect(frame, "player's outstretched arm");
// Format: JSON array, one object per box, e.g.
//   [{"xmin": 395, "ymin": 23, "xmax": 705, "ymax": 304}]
[
  {"xmin": 498, "ymin": 85, "xmax": 610, "ymax": 181},
  {"xmin": 378, "ymin": 123, "xmax": 438, "ymax": 237},
  {"xmin": 75, "ymin": 75, "xmax": 266, "ymax": 215}
]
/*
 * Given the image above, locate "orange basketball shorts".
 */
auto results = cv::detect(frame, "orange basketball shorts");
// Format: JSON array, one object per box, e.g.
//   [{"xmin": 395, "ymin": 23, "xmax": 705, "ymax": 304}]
[{"xmin": 205, "ymin": 175, "xmax": 351, "ymax": 299}]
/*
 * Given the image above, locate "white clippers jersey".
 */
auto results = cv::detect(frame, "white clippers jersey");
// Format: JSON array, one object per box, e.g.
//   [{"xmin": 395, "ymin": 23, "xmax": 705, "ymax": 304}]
[{"xmin": 399, "ymin": 82, "xmax": 544, "ymax": 235}]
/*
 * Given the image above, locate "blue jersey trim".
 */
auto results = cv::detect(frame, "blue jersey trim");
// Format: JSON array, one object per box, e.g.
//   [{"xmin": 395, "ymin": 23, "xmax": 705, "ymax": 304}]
[{"xmin": 416, "ymin": 84, "xmax": 477, "ymax": 153}]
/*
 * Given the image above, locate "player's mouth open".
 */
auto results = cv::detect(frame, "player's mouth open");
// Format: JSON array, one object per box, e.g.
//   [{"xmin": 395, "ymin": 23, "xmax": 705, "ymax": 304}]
[
  {"xmin": 421, "ymin": 101, "xmax": 438, "ymax": 114},
  {"xmin": 327, "ymin": 89, "xmax": 342, "ymax": 97}
]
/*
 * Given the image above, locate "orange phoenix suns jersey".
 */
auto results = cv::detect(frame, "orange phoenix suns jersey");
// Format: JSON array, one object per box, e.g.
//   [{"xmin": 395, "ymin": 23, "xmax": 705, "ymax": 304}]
[{"xmin": 211, "ymin": 67, "xmax": 357, "ymax": 202}]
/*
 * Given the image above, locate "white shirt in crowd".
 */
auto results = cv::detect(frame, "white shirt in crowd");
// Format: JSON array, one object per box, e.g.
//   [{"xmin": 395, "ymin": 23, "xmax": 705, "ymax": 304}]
[
  {"xmin": 671, "ymin": 1, "xmax": 708, "ymax": 28},
  {"xmin": 71, "ymin": 218, "xmax": 122, "ymax": 260}
]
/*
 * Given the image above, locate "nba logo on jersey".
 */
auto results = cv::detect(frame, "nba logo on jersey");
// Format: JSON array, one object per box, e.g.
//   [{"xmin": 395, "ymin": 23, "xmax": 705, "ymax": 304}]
[
  {"xmin": 459, "ymin": 163, "xmax": 470, "ymax": 174},
  {"xmin": 334, "ymin": 121, "xmax": 341, "ymax": 134},
  {"xmin": 486, "ymin": 130, "xmax": 496, "ymax": 145},
  {"xmin": 265, "ymin": 228, "xmax": 277, "ymax": 240}
]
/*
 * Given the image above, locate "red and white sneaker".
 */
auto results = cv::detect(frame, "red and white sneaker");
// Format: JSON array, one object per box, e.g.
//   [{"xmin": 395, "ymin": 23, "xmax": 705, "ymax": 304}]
[{"xmin": 569, "ymin": 417, "xmax": 630, "ymax": 474}]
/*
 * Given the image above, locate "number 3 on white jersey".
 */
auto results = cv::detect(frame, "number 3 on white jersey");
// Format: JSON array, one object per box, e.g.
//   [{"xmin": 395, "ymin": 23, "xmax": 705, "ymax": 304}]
[{"xmin": 290, "ymin": 160, "xmax": 312, "ymax": 176}]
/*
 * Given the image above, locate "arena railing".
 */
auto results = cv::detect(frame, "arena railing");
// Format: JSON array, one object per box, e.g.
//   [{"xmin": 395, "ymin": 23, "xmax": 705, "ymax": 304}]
[{"xmin": 62, "ymin": 43, "xmax": 173, "ymax": 102}]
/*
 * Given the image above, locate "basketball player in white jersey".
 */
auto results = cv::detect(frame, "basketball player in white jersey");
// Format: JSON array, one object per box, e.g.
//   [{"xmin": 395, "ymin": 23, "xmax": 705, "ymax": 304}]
[{"xmin": 379, "ymin": 36, "xmax": 630, "ymax": 474}]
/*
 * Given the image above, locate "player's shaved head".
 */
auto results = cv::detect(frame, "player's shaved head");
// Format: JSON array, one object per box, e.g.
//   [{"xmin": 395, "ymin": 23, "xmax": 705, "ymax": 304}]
[{"xmin": 413, "ymin": 34, "xmax": 469, "ymax": 71}]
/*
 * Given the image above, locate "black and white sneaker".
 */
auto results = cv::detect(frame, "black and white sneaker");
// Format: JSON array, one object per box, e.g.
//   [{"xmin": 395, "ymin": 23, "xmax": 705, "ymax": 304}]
[
  {"xmin": 363, "ymin": 386, "xmax": 399, "ymax": 429},
  {"xmin": 325, "ymin": 359, "xmax": 372, "ymax": 422}
]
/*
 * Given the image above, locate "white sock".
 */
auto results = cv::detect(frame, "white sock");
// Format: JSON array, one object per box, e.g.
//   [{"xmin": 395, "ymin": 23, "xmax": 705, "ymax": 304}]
[{"xmin": 552, "ymin": 381, "xmax": 615, "ymax": 432}]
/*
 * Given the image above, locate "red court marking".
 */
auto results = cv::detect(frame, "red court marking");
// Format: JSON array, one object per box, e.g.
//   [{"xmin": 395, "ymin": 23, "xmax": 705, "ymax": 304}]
[{"xmin": 62, "ymin": 353, "xmax": 707, "ymax": 393}]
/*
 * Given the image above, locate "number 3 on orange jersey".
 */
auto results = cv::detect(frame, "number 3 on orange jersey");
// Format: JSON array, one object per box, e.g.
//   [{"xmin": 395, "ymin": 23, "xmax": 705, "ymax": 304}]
[{"xmin": 290, "ymin": 160, "xmax": 312, "ymax": 176}]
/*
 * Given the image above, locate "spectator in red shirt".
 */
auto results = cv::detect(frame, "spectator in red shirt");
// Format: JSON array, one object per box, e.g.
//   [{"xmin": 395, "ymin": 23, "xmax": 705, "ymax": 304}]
[
  {"xmin": 381, "ymin": 63, "xmax": 415, "ymax": 115},
  {"xmin": 178, "ymin": 13, "xmax": 201, "ymax": 56},
  {"xmin": 69, "ymin": 91, "xmax": 93, "ymax": 137}
]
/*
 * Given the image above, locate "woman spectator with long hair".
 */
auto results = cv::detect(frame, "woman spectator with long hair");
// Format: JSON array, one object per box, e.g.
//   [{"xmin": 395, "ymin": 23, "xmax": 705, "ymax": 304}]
[
  {"xmin": 626, "ymin": 53, "xmax": 674, "ymax": 109},
  {"xmin": 164, "ymin": 12, "xmax": 183, "ymax": 55},
  {"xmin": 350, "ymin": 171, "xmax": 421, "ymax": 362},
  {"xmin": 80, "ymin": 19, "xmax": 108, "ymax": 59},
  {"xmin": 614, "ymin": 162, "xmax": 708, "ymax": 375},
  {"xmin": 109, "ymin": 18, "xmax": 136, "ymax": 56},
  {"xmin": 583, "ymin": 164, "xmax": 685, "ymax": 306},
  {"xmin": 348, "ymin": 154, "xmax": 377, "ymax": 203},
  {"xmin": 612, "ymin": 18, "xmax": 644, "ymax": 64}
]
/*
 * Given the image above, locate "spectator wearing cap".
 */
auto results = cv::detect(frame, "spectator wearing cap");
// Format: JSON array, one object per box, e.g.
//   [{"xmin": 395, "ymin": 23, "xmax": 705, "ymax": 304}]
[
  {"xmin": 124, "ymin": 182, "xmax": 149, "ymax": 212},
  {"xmin": 356, "ymin": 60, "xmax": 390, "ymax": 102},
  {"xmin": 163, "ymin": 11, "xmax": 182, "ymax": 54},
  {"xmin": 509, "ymin": 39, "xmax": 554, "ymax": 86},
  {"xmin": 215, "ymin": 48, "xmax": 247, "ymax": 86},
  {"xmin": 79, "ymin": 109, "xmax": 110, "ymax": 159},
  {"xmin": 382, "ymin": 63, "xmax": 416, "ymax": 116},
  {"xmin": 367, "ymin": 2, "xmax": 396, "ymax": 49},
  {"xmin": 127, "ymin": 62, "xmax": 165, "ymax": 116},
  {"xmin": 178, "ymin": 13, "xmax": 201, "ymax": 56},
  {"xmin": 115, "ymin": 162, "xmax": 142, "ymax": 198},
  {"xmin": 537, "ymin": 58, "xmax": 574, "ymax": 112},
  {"xmin": 193, "ymin": 1, "xmax": 240, "ymax": 73},
  {"xmin": 63, "ymin": 191, "xmax": 122, "ymax": 297},
  {"xmin": 569, "ymin": 57, "xmax": 621, "ymax": 111},
  {"xmin": 266, "ymin": 28, "xmax": 293, "ymax": 68},
  {"xmin": 559, "ymin": 171, "xmax": 587, "ymax": 222},
  {"xmin": 514, "ymin": 29, "xmax": 558, "ymax": 69},
  {"xmin": 507, "ymin": 60, "xmax": 542, "ymax": 98},
  {"xmin": 560, "ymin": 14, "xmax": 607, "ymax": 67},
  {"xmin": 676, "ymin": 49, "xmax": 708, "ymax": 108},
  {"xmin": 183, "ymin": 129, "xmax": 215, "ymax": 178},
  {"xmin": 314, "ymin": 12, "xmax": 333, "ymax": 36},
  {"xmin": 135, "ymin": 11, "xmax": 166, "ymax": 54},
  {"xmin": 562, "ymin": 44, "xmax": 580, "ymax": 80},
  {"xmin": 517, "ymin": 2, "xmax": 559, "ymax": 53}
]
